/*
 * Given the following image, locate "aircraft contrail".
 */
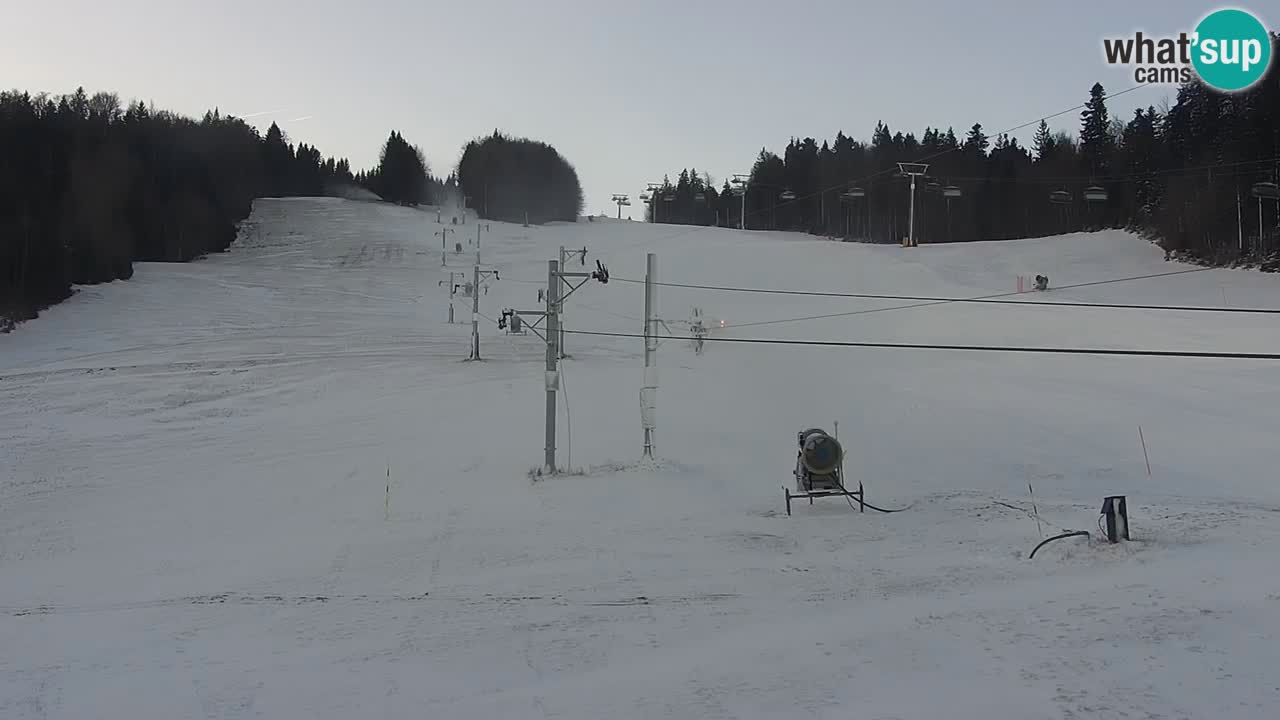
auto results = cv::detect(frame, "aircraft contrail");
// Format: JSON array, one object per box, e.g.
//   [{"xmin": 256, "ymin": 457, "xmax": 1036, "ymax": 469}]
[
  {"xmin": 238, "ymin": 109, "xmax": 290, "ymax": 119},
  {"xmin": 289, "ymin": 116, "xmax": 314, "ymax": 122}
]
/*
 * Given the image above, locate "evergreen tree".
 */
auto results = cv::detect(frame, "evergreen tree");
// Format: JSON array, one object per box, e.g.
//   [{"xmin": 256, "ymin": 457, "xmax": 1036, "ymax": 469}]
[
  {"xmin": 1079, "ymin": 82, "xmax": 1115, "ymax": 178},
  {"xmin": 963, "ymin": 123, "xmax": 989, "ymax": 156},
  {"xmin": 1032, "ymin": 120, "xmax": 1055, "ymax": 162},
  {"xmin": 363, "ymin": 131, "xmax": 430, "ymax": 206},
  {"xmin": 455, "ymin": 130, "xmax": 582, "ymax": 224}
]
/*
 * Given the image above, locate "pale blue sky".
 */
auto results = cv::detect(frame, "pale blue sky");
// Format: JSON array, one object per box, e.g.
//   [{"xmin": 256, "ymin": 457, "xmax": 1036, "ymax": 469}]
[{"xmin": 5, "ymin": 1, "xmax": 1272, "ymax": 215}]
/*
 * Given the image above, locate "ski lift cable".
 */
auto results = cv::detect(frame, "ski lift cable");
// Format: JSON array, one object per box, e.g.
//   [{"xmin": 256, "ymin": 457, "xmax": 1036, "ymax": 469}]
[{"xmin": 890, "ymin": 156, "xmax": 1280, "ymax": 187}]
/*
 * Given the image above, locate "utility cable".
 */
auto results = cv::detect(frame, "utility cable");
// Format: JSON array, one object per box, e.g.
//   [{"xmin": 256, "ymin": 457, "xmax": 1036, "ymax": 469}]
[
  {"xmin": 608, "ymin": 268, "xmax": 1280, "ymax": 317},
  {"xmin": 496, "ymin": 267, "xmax": 1222, "ymax": 331},
  {"xmin": 624, "ymin": 268, "xmax": 1220, "ymax": 330},
  {"xmin": 557, "ymin": 328, "xmax": 1280, "ymax": 361}
]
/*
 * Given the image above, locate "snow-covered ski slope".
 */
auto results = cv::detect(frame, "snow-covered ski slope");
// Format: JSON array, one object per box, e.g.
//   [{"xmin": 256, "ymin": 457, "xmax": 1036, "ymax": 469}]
[{"xmin": 3, "ymin": 197, "xmax": 1279, "ymax": 719}]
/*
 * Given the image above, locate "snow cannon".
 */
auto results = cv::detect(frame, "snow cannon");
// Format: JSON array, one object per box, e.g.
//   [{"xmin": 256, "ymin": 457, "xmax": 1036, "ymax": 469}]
[
  {"xmin": 786, "ymin": 427, "xmax": 864, "ymax": 516},
  {"xmin": 799, "ymin": 428, "xmax": 842, "ymax": 477}
]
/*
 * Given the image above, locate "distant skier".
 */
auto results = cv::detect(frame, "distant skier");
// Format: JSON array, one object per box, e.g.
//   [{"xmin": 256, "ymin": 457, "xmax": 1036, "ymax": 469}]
[{"xmin": 1034, "ymin": 274, "xmax": 1049, "ymax": 291}]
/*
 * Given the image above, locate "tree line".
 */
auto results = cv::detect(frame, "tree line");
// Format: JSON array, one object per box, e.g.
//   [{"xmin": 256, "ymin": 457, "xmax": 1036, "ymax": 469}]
[
  {"xmin": 457, "ymin": 130, "xmax": 584, "ymax": 225},
  {"xmin": 649, "ymin": 33, "xmax": 1280, "ymax": 268},
  {"xmin": 353, "ymin": 130, "xmax": 442, "ymax": 207},
  {"xmin": 0, "ymin": 88, "xmax": 441, "ymax": 328}
]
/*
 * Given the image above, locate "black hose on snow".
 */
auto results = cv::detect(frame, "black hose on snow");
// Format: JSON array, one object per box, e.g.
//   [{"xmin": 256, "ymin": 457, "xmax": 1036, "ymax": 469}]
[
  {"xmin": 861, "ymin": 499, "xmax": 914, "ymax": 514},
  {"xmin": 1028, "ymin": 530, "xmax": 1092, "ymax": 559}
]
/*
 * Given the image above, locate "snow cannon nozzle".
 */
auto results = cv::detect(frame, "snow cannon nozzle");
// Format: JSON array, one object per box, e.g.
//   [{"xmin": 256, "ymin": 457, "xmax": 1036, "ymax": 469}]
[{"xmin": 798, "ymin": 429, "xmax": 843, "ymax": 476}]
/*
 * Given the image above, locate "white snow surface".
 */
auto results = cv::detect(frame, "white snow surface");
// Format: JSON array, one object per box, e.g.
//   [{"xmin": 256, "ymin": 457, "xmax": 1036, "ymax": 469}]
[{"xmin": 3, "ymin": 197, "xmax": 1280, "ymax": 719}]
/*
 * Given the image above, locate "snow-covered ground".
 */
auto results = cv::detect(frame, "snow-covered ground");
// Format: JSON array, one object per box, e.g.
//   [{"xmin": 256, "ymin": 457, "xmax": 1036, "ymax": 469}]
[{"xmin": 3, "ymin": 197, "xmax": 1279, "ymax": 719}]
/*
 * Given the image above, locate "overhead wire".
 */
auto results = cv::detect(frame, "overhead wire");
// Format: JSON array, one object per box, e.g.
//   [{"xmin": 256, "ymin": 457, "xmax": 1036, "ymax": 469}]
[
  {"xmin": 556, "ymin": 328, "xmax": 1280, "ymax": 361},
  {"xmin": 605, "ymin": 268, "xmax": 1280, "ymax": 317},
  {"xmin": 480, "ymin": 259, "xmax": 1264, "ymax": 359},
  {"xmin": 615, "ymin": 268, "xmax": 1225, "ymax": 331}
]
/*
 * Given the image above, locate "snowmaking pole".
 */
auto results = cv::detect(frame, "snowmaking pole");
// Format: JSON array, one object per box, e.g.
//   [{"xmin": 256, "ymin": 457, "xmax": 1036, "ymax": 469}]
[
  {"xmin": 641, "ymin": 253, "xmax": 657, "ymax": 458},
  {"xmin": 436, "ymin": 227, "xmax": 455, "ymax": 266},
  {"xmin": 554, "ymin": 245, "xmax": 589, "ymax": 360},
  {"xmin": 500, "ymin": 256, "xmax": 607, "ymax": 473},
  {"xmin": 463, "ymin": 244, "xmax": 499, "ymax": 362},
  {"xmin": 545, "ymin": 259, "xmax": 560, "ymax": 473},
  {"xmin": 470, "ymin": 262, "xmax": 481, "ymax": 360},
  {"xmin": 559, "ymin": 246, "xmax": 568, "ymax": 359}
]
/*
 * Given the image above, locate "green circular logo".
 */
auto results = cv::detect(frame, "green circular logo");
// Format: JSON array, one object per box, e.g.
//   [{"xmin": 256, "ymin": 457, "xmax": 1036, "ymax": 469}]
[{"xmin": 1191, "ymin": 8, "xmax": 1271, "ymax": 92}]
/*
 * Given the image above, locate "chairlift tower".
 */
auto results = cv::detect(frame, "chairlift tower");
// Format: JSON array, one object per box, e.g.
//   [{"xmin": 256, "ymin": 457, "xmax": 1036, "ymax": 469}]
[
  {"xmin": 1084, "ymin": 186, "xmax": 1108, "ymax": 230},
  {"xmin": 644, "ymin": 183, "xmax": 663, "ymax": 223},
  {"xmin": 732, "ymin": 174, "xmax": 750, "ymax": 230},
  {"xmin": 839, "ymin": 186, "xmax": 866, "ymax": 240},
  {"xmin": 1049, "ymin": 189, "xmax": 1073, "ymax": 234},
  {"xmin": 897, "ymin": 163, "xmax": 929, "ymax": 246},
  {"xmin": 943, "ymin": 185, "xmax": 962, "ymax": 242},
  {"xmin": 611, "ymin": 194, "xmax": 631, "ymax": 219}
]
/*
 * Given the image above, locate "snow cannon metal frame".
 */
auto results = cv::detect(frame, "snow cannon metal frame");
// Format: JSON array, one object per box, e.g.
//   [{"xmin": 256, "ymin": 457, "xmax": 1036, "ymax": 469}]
[{"xmin": 785, "ymin": 427, "xmax": 864, "ymax": 516}]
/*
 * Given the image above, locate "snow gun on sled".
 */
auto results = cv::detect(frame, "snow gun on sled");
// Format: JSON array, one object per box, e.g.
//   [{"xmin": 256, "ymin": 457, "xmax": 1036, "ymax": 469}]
[{"xmin": 785, "ymin": 426, "xmax": 864, "ymax": 516}]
